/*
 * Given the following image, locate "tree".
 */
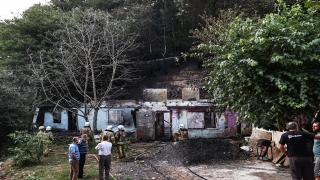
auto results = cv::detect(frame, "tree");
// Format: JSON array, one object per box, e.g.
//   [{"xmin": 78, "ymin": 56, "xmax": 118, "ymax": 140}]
[
  {"xmin": 0, "ymin": 4, "xmax": 63, "ymax": 73},
  {"xmin": 0, "ymin": 4, "xmax": 62, "ymax": 151},
  {"xmin": 190, "ymin": 3, "xmax": 320, "ymax": 130},
  {"xmin": 51, "ymin": 0, "xmax": 124, "ymax": 12},
  {"xmin": 31, "ymin": 8, "xmax": 140, "ymax": 132},
  {"xmin": 0, "ymin": 69, "xmax": 36, "ymax": 147},
  {"xmin": 0, "ymin": 4, "xmax": 64, "ymax": 112}
]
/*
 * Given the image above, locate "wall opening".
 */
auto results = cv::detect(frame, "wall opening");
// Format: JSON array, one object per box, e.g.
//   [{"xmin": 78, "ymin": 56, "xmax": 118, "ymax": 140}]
[
  {"xmin": 155, "ymin": 113, "xmax": 164, "ymax": 139},
  {"xmin": 155, "ymin": 112, "xmax": 171, "ymax": 140},
  {"xmin": 68, "ymin": 110, "xmax": 77, "ymax": 130}
]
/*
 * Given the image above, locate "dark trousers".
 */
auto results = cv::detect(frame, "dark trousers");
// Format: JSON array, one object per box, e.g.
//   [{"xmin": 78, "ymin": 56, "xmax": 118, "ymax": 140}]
[
  {"xmin": 78, "ymin": 153, "xmax": 86, "ymax": 178},
  {"xmin": 99, "ymin": 155, "xmax": 111, "ymax": 180},
  {"xmin": 289, "ymin": 156, "xmax": 314, "ymax": 180}
]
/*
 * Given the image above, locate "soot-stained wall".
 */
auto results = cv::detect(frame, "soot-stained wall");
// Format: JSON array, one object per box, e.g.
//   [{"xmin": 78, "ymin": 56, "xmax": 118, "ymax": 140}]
[{"xmin": 136, "ymin": 110, "xmax": 156, "ymax": 140}]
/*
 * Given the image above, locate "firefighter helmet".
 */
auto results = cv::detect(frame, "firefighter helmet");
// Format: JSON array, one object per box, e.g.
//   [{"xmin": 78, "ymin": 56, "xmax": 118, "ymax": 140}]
[
  {"xmin": 85, "ymin": 122, "xmax": 90, "ymax": 127},
  {"xmin": 179, "ymin": 124, "xmax": 185, "ymax": 129},
  {"xmin": 106, "ymin": 125, "xmax": 113, "ymax": 131},
  {"xmin": 39, "ymin": 126, "xmax": 44, "ymax": 130},
  {"xmin": 118, "ymin": 125, "xmax": 124, "ymax": 130},
  {"xmin": 46, "ymin": 126, "xmax": 52, "ymax": 131}
]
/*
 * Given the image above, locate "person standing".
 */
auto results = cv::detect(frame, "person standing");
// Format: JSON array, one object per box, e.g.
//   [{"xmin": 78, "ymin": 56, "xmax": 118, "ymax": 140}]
[
  {"xmin": 95, "ymin": 135, "xmax": 112, "ymax": 180},
  {"xmin": 100, "ymin": 125, "xmax": 115, "ymax": 145},
  {"xmin": 37, "ymin": 126, "xmax": 45, "ymax": 138},
  {"xmin": 173, "ymin": 124, "xmax": 189, "ymax": 142},
  {"xmin": 115, "ymin": 125, "xmax": 126, "ymax": 159},
  {"xmin": 78, "ymin": 134, "xmax": 88, "ymax": 179},
  {"xmin": 313, "ymin": 121, "xmax": 320, "ymax": 180},
  {"xmin": 43, "ymin": 126, "xmax": 54, "ymax": 156},
  {"xmin": 80, "ymin": 122, "xmax": 94, "ymax": 148},
  {"xmin": 279, "ymin": 121, "xmax": 320, "ymax": 180},
  {"xmin": 69, "ymin": 137, "xmax": 80, "ymax": 180}
]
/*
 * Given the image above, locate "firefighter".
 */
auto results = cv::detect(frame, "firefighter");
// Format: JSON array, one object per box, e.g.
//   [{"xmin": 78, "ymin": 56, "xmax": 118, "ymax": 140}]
[
  {"xmin": 43, "ymin": 126, "xmax": 54, "ymax": 156},
  {"xmin": 174, "ymin": 56, "xmax": 180, "ymax": 67},
  {"xmin": 100, "ymin": 125, "xmax": 115, "ymax": 145},
  {"xmin": 115, "ymin": 125, "xmax": 126, "ymax": 159},
  {"xmin": 80, "ymin": 122, "xmax": 94, "ymax": 148},
  {"xmin": 173, "ymin": 124, "xmax": 189, "ymax": 141},
  {"xmin": 37, "ymin": 126, "xmax": 45, "ymax": 138}
]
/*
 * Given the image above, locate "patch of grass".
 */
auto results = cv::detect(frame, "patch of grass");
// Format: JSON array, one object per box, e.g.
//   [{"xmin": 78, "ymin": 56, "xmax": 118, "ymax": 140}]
[
  {"xmin": 3, "ymin": 142, "xmax": 101, "ymax": 180},
  {"xmin": 2, "ymin": 139, "xmax": 159, "ymax": 180}
]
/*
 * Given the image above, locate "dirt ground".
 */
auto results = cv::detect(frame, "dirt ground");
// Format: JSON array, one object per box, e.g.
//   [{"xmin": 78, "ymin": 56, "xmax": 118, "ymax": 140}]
[{"xmin": 111, "ymin": 138, "xmax": 292, "ymax": 180}]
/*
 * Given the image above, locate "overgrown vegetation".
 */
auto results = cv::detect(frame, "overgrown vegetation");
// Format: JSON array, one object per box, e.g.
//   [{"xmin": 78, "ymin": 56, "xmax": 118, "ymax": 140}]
[
  {"xmin": 8, "ymin": 131, "xmax": 43, "ymax": 167},
  {"xmin": 190, "ymin": 2, "xmax": 320, "ymax": 130}
]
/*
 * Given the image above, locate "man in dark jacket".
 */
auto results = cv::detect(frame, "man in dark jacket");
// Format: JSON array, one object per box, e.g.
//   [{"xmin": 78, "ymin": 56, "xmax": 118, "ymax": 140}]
[{"xmin": 78, "ymin": 134, "xmax": 88, "ymax": 179}]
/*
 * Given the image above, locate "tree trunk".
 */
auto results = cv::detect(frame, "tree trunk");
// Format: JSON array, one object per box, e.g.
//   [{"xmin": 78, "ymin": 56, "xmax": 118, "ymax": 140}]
[{"xmin": 93, "ymin": 108, "xmax": 99, "ymax": 133}]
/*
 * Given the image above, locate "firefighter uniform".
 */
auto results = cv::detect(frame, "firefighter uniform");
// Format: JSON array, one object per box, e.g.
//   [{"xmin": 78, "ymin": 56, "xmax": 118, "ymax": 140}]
[
  {"xmin": 37, "ymin": 126, "xmax": 45, "ymax": 138},
  {"xmin": 115, "ymin": 125, "xmax": 126, "ymax": 158},
  {"xmin": 80, "ymin": 122, "xmax": 94, "ymax": 148},
  {"xmin": 173, "ymin": 124, "xmax": 189, "ymax": 141},
  {"xmin": 100, "ymin": 125, "xmax": 116, "ymax": 145},
  {"xmin": 43, "ymin": 126, "xmax": 54, "ymax": 156}
]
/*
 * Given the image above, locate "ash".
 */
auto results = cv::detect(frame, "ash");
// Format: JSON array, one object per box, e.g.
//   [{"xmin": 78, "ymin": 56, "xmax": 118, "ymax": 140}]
[
  {"xmin": 149, "ymin": 138, "xmax": 250, "ymax": 165},
  {"xmin": 111, "ymin": 138, "xmax": 252, "ymax": 180}
]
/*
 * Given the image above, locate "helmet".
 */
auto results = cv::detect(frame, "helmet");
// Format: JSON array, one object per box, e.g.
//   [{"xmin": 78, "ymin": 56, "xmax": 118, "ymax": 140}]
[
  {"xmin": 118, "ymin": 125, "xmax": 124, "ymax": 130},
  {"xmin": 85, "ymin": 122, "xmax": 90, "ymax": 127},
  {"xmin": 39, "ymin": 126, "xmax": 44, "ymax": 130},
  {"xmin": 179, "ymin": 124, "xmax": 185, "ymax": 129},
  {"xmin": 46, "ymin": 126, "xmax": 52, "ymax": 131},
  {"xmin": 106, "ymin": 125, "xmax": 113, "ymax": 131}
]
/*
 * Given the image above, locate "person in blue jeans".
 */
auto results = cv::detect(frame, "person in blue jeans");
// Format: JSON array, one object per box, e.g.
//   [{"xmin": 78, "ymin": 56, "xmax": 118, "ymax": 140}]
[{"xmin": 78, "ymin": 134, "xmax": 88, "ymax": 179}]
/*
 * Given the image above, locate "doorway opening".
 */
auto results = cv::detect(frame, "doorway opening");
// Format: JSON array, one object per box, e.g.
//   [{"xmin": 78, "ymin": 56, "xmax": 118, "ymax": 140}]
[
  {"xmin": 68, "ymin": 110, "xmax": 77, "ymax": 130},
  {"xmin": 155, "ymin": 112, "xmax": 171, "ymax": 140}
]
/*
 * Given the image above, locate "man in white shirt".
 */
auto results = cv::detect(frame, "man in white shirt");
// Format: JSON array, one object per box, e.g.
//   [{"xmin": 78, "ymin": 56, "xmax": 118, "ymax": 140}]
[{"xmin": 95, "ymin": 135, "xmax": 112, "ymax": 180}]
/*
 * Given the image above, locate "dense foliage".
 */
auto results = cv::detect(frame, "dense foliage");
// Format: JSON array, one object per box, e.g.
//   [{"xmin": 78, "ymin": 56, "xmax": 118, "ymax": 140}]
[
  {"xmin": 0, "ymin": 69, "xmax": 35, "ymax": 153},
  {"xmin": 8, "ymin": 131, "xmax": 43, "ymax": 167},
  {"xmin": 191, "ymin": 3, "xmax": 320, "ymax": 130},
  {"xmin": 0, "ymin": 5, "xmax": 64, "ymax": 156}
]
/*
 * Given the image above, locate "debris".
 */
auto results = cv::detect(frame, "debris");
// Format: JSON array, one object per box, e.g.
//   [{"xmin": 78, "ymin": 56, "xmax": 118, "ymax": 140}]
[{"xmin": 240, "ymin": 146, "xmax": 253, "ymax": 152}]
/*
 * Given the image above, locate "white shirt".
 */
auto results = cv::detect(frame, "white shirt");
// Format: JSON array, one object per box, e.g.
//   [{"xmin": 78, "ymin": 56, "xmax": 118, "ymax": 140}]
[{"xmin": 95, "ymin": 141, "xmax": 112, "ymax": 156}]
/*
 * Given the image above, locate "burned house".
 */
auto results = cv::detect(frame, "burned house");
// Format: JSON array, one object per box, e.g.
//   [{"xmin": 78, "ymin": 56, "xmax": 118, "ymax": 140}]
[
  {"xmin": 37, "ymin": 57, "xmax": 240, "ymax": 140},
  {"xmin": 38, "ymin": 88, "xmax": 238, "ymax": 140}
]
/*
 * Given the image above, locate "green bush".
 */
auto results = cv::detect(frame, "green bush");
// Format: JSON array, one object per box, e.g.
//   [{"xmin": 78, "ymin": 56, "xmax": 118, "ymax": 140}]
[{"xmin": 8, "ymin": 131, "xmax": 43, "ymax": 167}]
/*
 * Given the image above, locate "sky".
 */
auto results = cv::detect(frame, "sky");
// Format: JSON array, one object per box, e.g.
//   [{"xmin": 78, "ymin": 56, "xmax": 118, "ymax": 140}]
[{"xmin": 0, "ymin": 0, "xmax": 49, "ymax": 20}]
